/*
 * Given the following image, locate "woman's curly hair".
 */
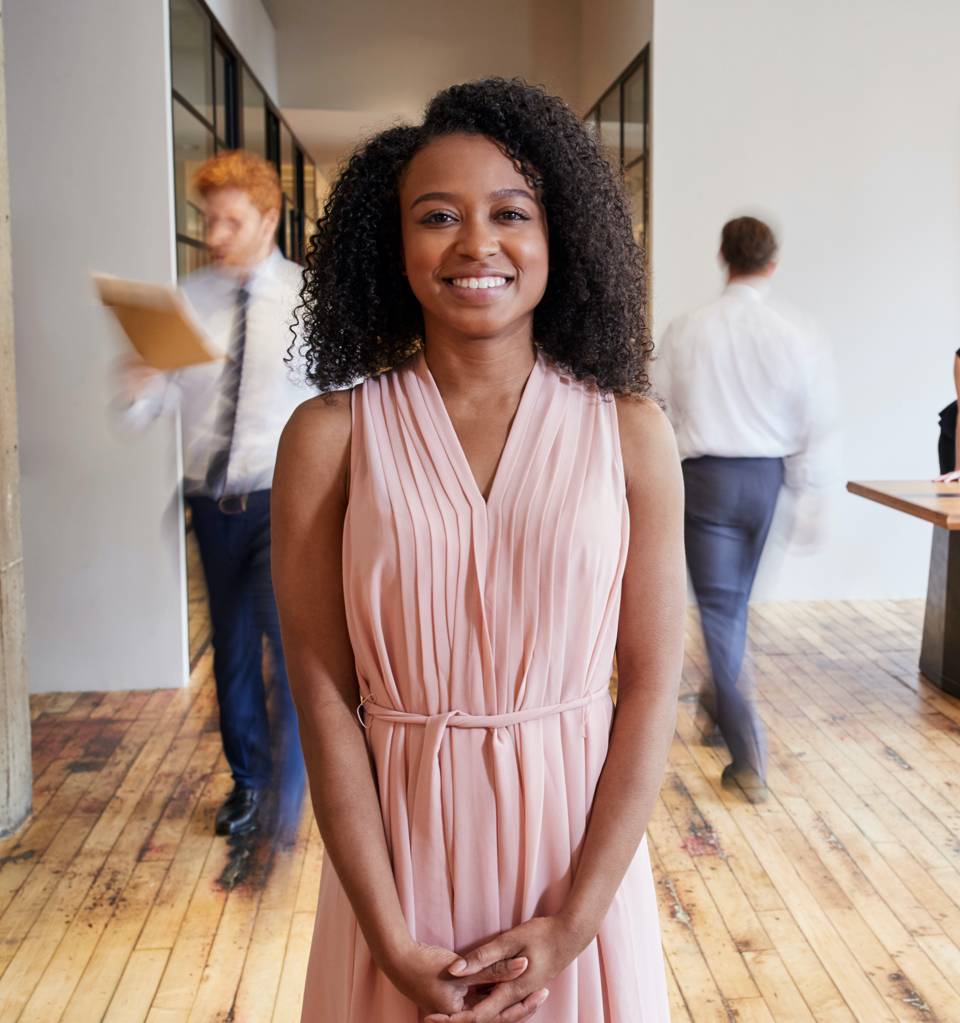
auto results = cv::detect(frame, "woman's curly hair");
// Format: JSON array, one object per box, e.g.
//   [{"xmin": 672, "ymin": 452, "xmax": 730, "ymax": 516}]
[{"xmin": 293, "ymin": 77, "xmax": 650, "ymax": 395}]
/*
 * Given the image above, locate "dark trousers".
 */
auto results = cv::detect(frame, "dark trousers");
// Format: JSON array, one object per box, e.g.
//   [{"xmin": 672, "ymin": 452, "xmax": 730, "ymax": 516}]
[
  {"xmin": 938, "ymin": 400, "xmax": 957, "ymax": 474},
  {"xmin": 682, "ymin": 456, "xmax": 783, "ymax": 780},
  {"xmin": 188, "ymin": 491, "xmax": 303, "ymax": 798}
]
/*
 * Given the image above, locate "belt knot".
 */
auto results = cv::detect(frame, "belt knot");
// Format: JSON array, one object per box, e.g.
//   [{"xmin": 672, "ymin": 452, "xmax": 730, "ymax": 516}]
[{"xmin": 357, "ymin": 687, "xmax": 610, "ymax": 737}]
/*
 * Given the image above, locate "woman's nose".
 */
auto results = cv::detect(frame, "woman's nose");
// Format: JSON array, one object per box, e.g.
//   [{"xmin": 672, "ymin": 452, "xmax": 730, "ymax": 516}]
[{"xmin": 455, "ymin": 218, "xmax": 499, "ymax": 260}]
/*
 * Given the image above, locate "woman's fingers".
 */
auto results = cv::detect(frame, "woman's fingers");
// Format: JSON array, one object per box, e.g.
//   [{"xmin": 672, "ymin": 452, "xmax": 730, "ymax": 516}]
[
  {"xmin": 492, "ymin": 988, "xmax": 550, "ymax": 1022},
  {"xmin": 448, "ymin": 939, "xmax": 522, "ymax": 978},
  {"xmin": 423, "ymin": 986, "xmax": 544, "ymax": 1023},
  {"xmin": 462, "ymin": 957, "xmax": 528, "ymax": 986},
  {"xmin": 440, "ymin": 982, "xmax": 548, "ymax": 1023}
]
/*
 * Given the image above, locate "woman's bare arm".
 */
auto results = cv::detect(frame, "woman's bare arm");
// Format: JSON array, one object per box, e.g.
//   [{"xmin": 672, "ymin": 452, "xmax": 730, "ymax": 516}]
[
  {"xmin": 558, "ymin": 396, "xmax": 685, "ymax": 937},
  {"xmin": 271, "ymin": 394, "xmax": 414, "ymax": 968}
]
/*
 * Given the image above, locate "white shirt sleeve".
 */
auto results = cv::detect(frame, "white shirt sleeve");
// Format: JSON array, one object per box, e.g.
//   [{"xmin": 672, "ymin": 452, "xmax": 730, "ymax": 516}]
[
  {"xmin": 112, "ymin": 370, "xmax": 182, "ymax": 432},
  {"xmin": 783, "ymin": 333, "xmax": 840, "ymax": 495},
  {"xmin": 781, "ymin": 333, "xmax": 840, "ymax": 550},
  {"xmin": 652, "ymin": 319, "xmax": 679, "ymax": 427}
]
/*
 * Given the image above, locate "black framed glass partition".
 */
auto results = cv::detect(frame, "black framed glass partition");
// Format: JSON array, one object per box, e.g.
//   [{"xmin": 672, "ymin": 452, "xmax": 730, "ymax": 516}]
[
  {"xmin": 303, "ymin": 159, "xmax": 318, "ymax": 249},
  {"xmin": 241, "ymin": 67, "xmax": 266, "ymax": 159},
  {"xmin": 598, "ymin": 86, "xmax": 622, "ymax": 164},
  {"xmin": 213, "ymin": 41, "xmax": 237, "ymax": 149},
  {"xmin": 585, "ymin": 48, "xmax": 649, "ymax": 245},
  {"xmin": 170, "ymin": 0, "xmax": 215, "ymax": 276},
  {"xmin": 171, "ymin": 0, "xmax": 212, "ymax": 122},
  {"xmin": 169, "ymin": 0, "xmax": 319, "ymax": 274}
]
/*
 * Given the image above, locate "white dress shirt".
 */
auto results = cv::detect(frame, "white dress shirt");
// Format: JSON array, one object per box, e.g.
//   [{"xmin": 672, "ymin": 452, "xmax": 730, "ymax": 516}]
[
  {"xmin": 654, "ymin": 279, "xmax": 837, "ymax": 496},
  {"xmin": 123, "ymin": 248, "xmax": 312, "ymax": 495}
]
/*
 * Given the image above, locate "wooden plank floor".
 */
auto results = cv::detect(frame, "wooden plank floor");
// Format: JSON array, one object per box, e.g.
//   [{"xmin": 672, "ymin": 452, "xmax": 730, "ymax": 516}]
[{"xmin": 3, "ymin": 594, "xmax": 960, "ymax": 1021}]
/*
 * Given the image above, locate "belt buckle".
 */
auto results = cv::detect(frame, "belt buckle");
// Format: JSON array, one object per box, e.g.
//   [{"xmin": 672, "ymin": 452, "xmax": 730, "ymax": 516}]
[{"xmin": 217, "ymin": 494, "xmax": 248, "ymax": 515}]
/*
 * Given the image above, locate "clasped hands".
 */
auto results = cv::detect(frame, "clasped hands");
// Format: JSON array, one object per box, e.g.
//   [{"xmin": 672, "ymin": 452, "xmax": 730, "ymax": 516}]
[{"xmin": 384, "ymin": 915, "xmax": 588, "ymax": 1023}]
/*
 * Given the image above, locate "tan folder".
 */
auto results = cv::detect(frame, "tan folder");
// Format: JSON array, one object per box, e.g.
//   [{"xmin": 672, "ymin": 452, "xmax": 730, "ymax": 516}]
[{"xmin": 93, "ymin": 273, "xmax": 220, "ymax": 370}]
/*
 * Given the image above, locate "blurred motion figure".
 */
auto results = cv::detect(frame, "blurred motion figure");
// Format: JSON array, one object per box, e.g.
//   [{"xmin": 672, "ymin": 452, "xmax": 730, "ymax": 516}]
[
  {"xmin": 118, "ymin": 151, "xmax": 309, "ymax": 839},
  {"xmin": 656, "ymin": 216, "xmax": 836, "ymax": 799}
]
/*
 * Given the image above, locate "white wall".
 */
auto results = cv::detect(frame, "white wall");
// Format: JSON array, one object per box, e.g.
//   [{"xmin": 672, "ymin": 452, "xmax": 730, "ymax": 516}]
[
  {"xmin": 651, "ymin": 0, "xmax": 960, "ymax": 600},
  {"xmin": 6, "ymin": 0, "xmax": 188, "ymax": 691},
  {"xmin": 206, "ymin": 0, "xmax": 279, "ymax": 103}
]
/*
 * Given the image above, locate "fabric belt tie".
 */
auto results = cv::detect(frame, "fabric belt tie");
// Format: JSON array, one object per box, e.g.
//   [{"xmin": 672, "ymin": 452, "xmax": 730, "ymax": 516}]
[
  {"xmin": 359, "ymin": 686, "xmax": 611, "ymax": 766},
  {"xmin": 357, "ymin": 686, "xmax": 611, "ymax": 930}
]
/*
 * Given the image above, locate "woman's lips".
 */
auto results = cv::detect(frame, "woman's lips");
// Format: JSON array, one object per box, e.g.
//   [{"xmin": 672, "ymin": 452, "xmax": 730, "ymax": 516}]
[{"xmin": 442, "ymin": 274, "xmax": 515, "ymax": 303}]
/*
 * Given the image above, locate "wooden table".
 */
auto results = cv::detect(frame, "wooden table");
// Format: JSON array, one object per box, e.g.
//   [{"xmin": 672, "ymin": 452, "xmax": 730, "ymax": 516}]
[{"xmin": 848, "ymin": 480, "xmax": 960, "ymax": 697}]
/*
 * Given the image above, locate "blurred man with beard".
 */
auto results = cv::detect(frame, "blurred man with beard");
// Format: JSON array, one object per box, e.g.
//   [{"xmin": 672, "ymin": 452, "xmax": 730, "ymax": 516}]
[{"xmin": 120, "ymin": 151, "xmax": 309, "ymax": 838}]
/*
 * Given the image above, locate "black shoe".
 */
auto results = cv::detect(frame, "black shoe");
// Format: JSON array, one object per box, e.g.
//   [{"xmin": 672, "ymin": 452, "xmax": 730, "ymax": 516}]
[
  {"xmin": 215, "ymin": 785, "xmax": 263, "ymax": 836},
  {"xmin": 721, "ymin": 763, "xmax": 769, "ymax": 803},
  {"xmin": 698, "ymin": 684, "xmax": 717, "ymax": 721}
]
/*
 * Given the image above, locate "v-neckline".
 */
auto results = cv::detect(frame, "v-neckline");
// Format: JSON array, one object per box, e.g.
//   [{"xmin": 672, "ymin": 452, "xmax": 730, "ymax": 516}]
[{"xmin": 416, "ymin": 349, "xmax": 543, "ymax": 510}]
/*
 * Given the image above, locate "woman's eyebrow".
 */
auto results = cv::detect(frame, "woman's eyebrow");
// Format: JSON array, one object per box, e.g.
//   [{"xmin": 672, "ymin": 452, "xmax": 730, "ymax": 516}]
[
  {"xmin": 490, "ymin": 188, "xmax": 536, "ymax": 202},
  {"xmin": 409, "ymin": 187, "xmax": 536, "ymax": 209},
  {"xmin": 410, "ymin": 191, "xmax": 457, "ymax": 209}
]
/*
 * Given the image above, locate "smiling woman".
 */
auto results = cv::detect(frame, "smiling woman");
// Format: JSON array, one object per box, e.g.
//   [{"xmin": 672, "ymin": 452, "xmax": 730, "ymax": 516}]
[
  {"xmin": 399, "ymin": 134, "xmax": 550, "ymax": 365},
  {"xmin": 273, "ymin": 78, "xmax": 683, "ymax": 1023},
  {"xmin": 289, "ymin": 77, "xmax": 649, "ymax": 396}
]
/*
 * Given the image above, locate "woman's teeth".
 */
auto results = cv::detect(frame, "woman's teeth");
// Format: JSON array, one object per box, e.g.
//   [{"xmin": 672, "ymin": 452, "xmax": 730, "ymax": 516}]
[{"xmin": 449, "ymin": 276, "xmax": 509, "ymax": 290}]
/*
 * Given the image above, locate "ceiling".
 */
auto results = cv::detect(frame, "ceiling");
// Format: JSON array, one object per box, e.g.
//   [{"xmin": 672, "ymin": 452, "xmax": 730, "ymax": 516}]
[{"xmin": 261, "ymin": 0, "xmax": 580, "ymax": 176}]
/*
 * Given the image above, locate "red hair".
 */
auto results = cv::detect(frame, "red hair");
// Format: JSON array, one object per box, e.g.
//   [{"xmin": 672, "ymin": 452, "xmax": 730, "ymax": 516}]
[{"xmin": 193, "ymin": 150, "xmax": 282, "ymax": 214}]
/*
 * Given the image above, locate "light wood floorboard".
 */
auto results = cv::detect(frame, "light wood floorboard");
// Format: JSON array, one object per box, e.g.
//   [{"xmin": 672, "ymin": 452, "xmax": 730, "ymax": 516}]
[{"xmin": 2, "ymin": 594, "xmax": 960, "ymax": 1020}]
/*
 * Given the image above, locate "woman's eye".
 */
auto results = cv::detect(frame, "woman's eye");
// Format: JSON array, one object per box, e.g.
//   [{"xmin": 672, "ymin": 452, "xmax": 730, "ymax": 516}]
[
  {"xmin": 423, "ymin": 211, "xmax": 456, "ymax": 225},
  {"xmin": 497, "ymin": 208, "xmax": 531, "ymax": 222}
]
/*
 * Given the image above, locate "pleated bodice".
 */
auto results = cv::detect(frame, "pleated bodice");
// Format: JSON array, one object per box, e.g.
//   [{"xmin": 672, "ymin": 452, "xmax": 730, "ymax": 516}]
[{"xmin": 344, "ymin": 348, "xmax": 628, "ymax": 721}]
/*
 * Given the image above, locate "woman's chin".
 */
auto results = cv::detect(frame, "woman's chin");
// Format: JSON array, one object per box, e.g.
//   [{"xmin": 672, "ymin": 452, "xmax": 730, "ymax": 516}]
[{"xmin": 430, "ymin": 307, "xmax": 534, "ymax": 341}]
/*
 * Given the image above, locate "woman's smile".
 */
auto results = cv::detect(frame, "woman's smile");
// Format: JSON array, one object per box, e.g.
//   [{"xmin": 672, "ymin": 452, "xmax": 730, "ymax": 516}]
[{"xmin": 442, "ymin": 271, "xmax": 516, "ymax": 302}]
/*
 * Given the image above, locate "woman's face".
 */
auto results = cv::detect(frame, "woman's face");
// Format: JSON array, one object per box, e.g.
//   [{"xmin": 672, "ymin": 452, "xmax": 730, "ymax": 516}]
[{"xmin": 399, "ymin": 133, "xmax": 549, "ymax": 344}]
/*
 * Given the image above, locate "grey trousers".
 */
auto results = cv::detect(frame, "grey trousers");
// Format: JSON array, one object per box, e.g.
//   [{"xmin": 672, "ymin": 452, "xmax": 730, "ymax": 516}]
[{"xmin": 682, "ymin": 455, "xmax": 784, "ymax": 780}]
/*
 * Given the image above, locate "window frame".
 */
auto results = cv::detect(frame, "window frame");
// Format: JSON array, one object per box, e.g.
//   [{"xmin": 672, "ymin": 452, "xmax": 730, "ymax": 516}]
[
  {"xmin": 169, "ymin": 0, "xmax": 319, "ymax": 270},
  {"xmin": 584, "ymin": 46, "xmax": 650, "ymax": 243}
]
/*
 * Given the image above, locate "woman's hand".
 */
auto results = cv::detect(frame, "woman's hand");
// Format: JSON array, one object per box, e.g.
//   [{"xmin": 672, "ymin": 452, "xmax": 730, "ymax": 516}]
[
  {"xmin": 382, "ymin": 939, "xmax": 530, "ymax": 1018},
  {"xmin": 423, "ymin": 915, "xmax": 589, "ymax": 1023}
]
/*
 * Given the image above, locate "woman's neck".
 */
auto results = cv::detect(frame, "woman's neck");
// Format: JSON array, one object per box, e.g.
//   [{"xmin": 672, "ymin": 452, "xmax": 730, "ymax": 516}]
[{"xmin": 421, "ymin": 323, "xmax": 536, "ymax": 400}]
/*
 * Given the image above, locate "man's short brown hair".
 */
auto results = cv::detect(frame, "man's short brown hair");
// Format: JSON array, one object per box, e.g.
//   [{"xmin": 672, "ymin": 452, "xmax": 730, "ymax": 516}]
[
  {"xmin": 193, "ymin": 150, "xmax": 282, "ymax": 214},
  {"xmin": 720, "ymin": 216, "xmax": 778, "ymax": 275}
]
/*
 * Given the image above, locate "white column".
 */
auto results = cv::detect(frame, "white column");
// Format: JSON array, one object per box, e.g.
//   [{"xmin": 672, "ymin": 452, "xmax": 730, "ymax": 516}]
[{"xmin": 0, "ymin": 0, "xmax": 32, "ymax": 836}]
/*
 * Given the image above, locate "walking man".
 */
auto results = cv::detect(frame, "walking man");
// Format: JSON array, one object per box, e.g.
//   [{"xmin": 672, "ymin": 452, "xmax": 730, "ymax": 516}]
[
  {"xmin": 656, "ymin": 216, "xmax": 835, "ymax": 798},
  {"xmin": 120, "ymin": 151, "xmax": 310, "ymax": 836}
]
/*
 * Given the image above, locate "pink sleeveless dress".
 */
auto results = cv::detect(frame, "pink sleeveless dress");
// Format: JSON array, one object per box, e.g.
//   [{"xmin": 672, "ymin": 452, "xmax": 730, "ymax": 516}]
[{"xmin": 301, "ymin": 350, "xmax": 669, "ymax": 1022}]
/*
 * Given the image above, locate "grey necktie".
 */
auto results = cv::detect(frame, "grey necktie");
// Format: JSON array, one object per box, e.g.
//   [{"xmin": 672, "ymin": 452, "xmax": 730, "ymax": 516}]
[{"xmin": 205, "ymin": 285, "xmax": 249, "ymax": 498}]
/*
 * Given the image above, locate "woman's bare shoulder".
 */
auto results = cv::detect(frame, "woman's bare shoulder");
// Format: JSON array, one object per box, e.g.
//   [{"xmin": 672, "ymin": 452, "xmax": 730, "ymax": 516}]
[
  {"xmin": 284, "ymin": 389, "xmax": 352, "ymax": 446},
  {"xmin": 276, "ymin": 389, "xmax": 354, "ymax": 495},
  {"xmin": 613, "ymin": 394, "xmax": 680, "ymax": 490}
]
